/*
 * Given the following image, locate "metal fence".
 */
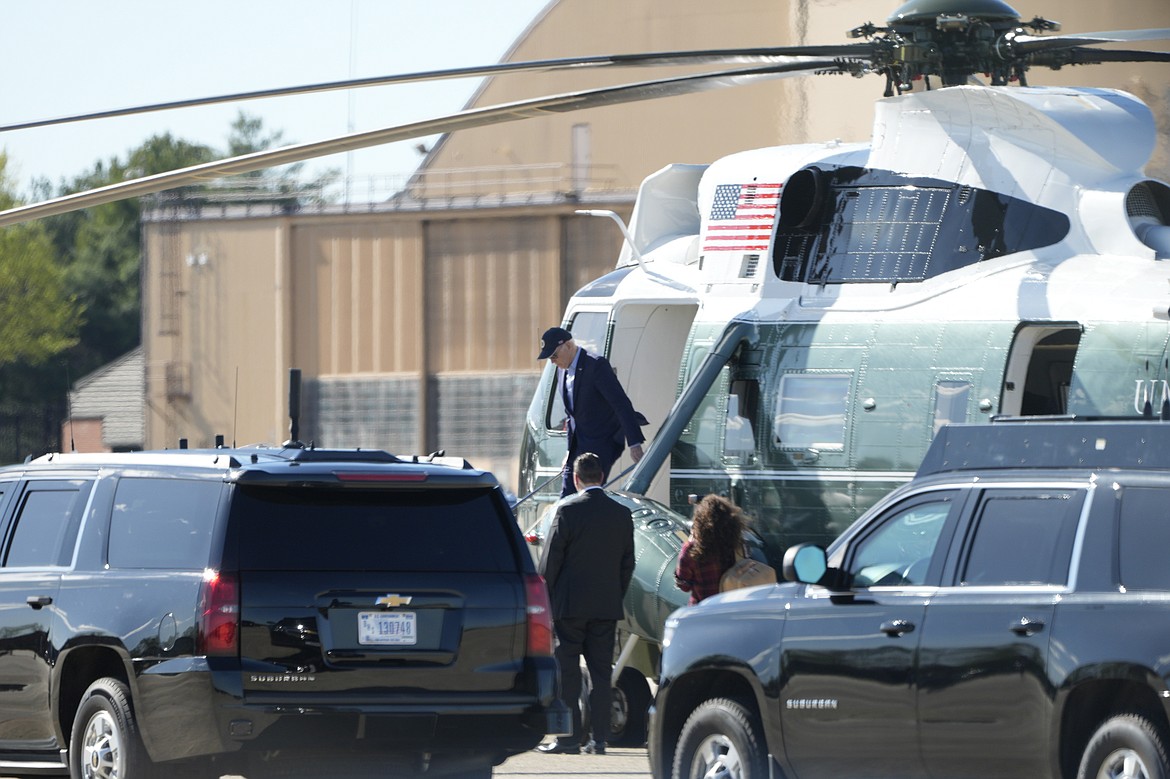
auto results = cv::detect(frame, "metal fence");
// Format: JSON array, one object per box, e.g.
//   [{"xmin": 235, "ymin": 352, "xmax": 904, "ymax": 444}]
[{"xmin": 0, "ymin": 401, "xmax": 65, "ymax": 465}]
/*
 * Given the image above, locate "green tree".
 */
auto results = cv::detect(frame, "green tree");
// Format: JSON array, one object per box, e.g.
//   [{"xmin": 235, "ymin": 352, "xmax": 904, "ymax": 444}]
[
  {"xmin": 0, "ymin": 152, "xmax": 80, "ymax": 459},
  {"xmin": 220, "ymin": 111, "xmax": 336, "ymax": 202},
  {"xmin": 0, "ymin": 154, "xmax": 80, "ymax": 368},
  {"xmin": 227, "ymin": 112, "xmax": 289, "ymax": 159}
]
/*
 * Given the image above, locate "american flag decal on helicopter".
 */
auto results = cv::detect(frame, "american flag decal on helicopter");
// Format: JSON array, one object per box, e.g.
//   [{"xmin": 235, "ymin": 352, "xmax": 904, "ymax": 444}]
[{"xmin": 702, "ymin": 182, "xmax": 782, "ymax": 252}]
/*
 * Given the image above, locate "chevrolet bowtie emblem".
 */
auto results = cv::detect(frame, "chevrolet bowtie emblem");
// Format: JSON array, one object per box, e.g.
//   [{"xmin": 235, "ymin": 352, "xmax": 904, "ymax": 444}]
[{"xmin": 376, "ymin": 594, "xmax": 412, "ymax": 607}]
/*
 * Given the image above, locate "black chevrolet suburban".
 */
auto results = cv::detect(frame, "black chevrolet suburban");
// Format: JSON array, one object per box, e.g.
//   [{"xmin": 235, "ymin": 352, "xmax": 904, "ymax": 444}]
[
  {"xmin": 0, "ymin": 444, "xmax": 565, "ymax": 779},
  {"xmin": 650, "ymin": 419, "xmax": 1170, "ymax": 779}
]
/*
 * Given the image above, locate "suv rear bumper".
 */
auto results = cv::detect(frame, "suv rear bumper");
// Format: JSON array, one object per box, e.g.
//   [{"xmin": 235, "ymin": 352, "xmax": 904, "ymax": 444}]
[
  {"xmin": 137, "ymin": 658, "xmax": 567, "ymax": 762},
  {"xmin": 220, "ymin": 701, "xmax": 562, "ymax": 751}
]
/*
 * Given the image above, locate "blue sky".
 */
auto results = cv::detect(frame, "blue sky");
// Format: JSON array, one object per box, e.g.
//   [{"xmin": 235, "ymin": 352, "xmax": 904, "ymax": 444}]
[{"xmin": 0, "ymin": 0, "xmax": 551, "ymax": 197}]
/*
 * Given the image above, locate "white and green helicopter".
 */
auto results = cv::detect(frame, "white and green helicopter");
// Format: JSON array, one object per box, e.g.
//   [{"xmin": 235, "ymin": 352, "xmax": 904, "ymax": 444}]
[{"xmin": 514, "ymin": 0, "xmax": 1170, "ymax": 576}]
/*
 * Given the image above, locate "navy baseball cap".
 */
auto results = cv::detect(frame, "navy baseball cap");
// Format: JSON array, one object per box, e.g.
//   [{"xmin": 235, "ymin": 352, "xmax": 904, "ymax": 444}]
[{"xmin": 538, "ymin": 327, "xmax": 572, "ymax": 359}]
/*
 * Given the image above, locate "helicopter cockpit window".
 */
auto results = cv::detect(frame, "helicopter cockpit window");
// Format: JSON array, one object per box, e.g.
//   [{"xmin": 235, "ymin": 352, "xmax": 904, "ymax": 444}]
[
  {"xmin": 672, "ymin": 357, "xmax": 726, "ymax": 470},
  {"xmin": 724, "ymin": 379, "xmax": 759, "ymax": 464},
  {"xmin": 543, "ymin": 311, "xmax": 609, "ymax": 432},
  {"xmin": 774, "ymin": 374, "xmax": 850, "ymax": 451},
  {"xmin": 563, "ymin": 312, "xmax": 607, "ymax": 356},
  {"xmin": 773, "ymin": 167, "xmax": 1069, "ymax": 285}
]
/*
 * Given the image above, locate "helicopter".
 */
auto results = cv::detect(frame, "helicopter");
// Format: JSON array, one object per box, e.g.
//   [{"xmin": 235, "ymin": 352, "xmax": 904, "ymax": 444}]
[
  {"xmin": 497, "ymin": 10, "xmax": 1163, "ymax": 513},
  {"xmin": 2, "ymin": 0, "xmax": 1170, "ymax": 748},
  {"xmin": 508, "ymin": 0, "xmax": 1170, "ymax": 701}
]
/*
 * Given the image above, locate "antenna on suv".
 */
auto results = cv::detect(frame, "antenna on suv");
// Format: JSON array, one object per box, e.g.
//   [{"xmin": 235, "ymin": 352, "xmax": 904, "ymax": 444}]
[{"xmin": 284, "ymin": 368, "xmax": 304, "ymax": 449}]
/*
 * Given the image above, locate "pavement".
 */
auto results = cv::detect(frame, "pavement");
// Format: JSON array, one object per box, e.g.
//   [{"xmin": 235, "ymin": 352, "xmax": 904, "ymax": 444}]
[
  {"xmin": 496, "ymin": 744, "xmax": 651, "ymax": 777},
  {"xmin": 0, "ymin": 745, "xmax": 653, "ymax": 779}
]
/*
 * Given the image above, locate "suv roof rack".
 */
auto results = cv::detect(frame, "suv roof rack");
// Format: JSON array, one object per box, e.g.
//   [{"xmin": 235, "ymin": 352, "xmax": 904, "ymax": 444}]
[
  {"xmin": 918, "ymin": 419, "xmax": 1170, "ymax": 476},
  {"xmin": 32, "ymin": 447, "xmax": 476, "ymax": 471},
  {"xmin": 33, "ymin": 451, "xmax": 244, "ymax": 468}
]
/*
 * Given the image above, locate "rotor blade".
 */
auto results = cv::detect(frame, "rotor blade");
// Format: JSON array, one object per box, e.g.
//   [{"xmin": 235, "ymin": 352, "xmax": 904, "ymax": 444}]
[
  {"xmin": 1046, "ymin": 47, "xmax": 1170, "ymax": 65},
  {"xmin": 1012, "ymin": 28, "xmax": 1170, "ymax": 55},
  {"xmin": 0, "ymin": 44, "xmax": 871, "ymax": 134},
  {"xmin": 0, "ymin": 59, "xmax": 843, "ymax": 228}
]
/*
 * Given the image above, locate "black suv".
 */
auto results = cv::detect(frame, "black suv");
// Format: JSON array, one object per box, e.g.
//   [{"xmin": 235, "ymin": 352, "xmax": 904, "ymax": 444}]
[
  {"xmin": 650, "ymin": 419, "xmax": 1170, "ymax": 779},
  {"xmin": 0, "ymin": 444, "xmax": 565, "ymax": 779}
]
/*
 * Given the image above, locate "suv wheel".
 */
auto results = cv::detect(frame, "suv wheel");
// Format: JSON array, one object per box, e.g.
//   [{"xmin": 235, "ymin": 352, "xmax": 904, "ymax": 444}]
[
  {"xmin": 70, "ymin": 678, "xmax": 155, "ymax": 779},
  {"xmin": 672, "ymin": 697, "xmax": 767, "ymax": 779},
  {"xmin": 1077, "ymin": 714, "xmax": 1170, "ymax": 779}
]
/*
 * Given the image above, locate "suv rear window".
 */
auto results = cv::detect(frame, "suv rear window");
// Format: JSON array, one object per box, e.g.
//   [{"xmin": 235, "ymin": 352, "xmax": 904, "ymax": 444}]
[
  {"xmin": 1118, "ymin": 486, "xmax": 1170, "ymax": 591},
  {"xmin": 109, "ymin": 478, "xmax": 221, "ymax": 569},
  {"xmin": 232, "ymin": 486, "xmax": 517, "ymax": 572}
]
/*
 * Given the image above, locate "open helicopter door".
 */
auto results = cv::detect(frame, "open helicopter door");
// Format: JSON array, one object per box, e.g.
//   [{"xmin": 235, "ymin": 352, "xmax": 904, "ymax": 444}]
[
  {"xmin": 606, "ymin": 301, "xmax": 698, "ymax": 505},
  {"xmin": 518, "ymin": 297, "xmax": 696, "ymax": 525},
  {"xmin": 1001, "ymin": 325, "xmax": 1083, "ymax": 416}
]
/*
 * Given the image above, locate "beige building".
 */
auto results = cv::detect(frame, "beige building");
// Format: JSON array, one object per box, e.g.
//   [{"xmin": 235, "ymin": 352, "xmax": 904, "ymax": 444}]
[{"xmin": 137, "ymin": 0, "xmax": 1170, "ymax": 490}]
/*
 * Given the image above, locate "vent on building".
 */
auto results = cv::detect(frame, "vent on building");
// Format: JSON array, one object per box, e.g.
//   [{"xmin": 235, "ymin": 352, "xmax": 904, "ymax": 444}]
[{"xmin": 166, "ymin": 362, "xmax": 191, "ymax": 400}]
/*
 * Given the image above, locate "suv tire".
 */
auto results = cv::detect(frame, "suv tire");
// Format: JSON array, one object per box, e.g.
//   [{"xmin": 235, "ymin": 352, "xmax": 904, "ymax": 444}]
[
  {"xmin": 70, "ymin": 678, "xmax": 155, "ymax": 779},
  {"xmin": 1077, "ymin": 714, "xmax": 1170, "ymax": 779},
  {"xmin": 672, "ymin": 698, "xmax": 767, "ymax": 779}
]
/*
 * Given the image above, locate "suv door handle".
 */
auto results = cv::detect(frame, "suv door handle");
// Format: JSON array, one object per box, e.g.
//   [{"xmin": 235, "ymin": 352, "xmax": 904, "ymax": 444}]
[
  {"xmin": 26, "ymin": 595, "xmax": 52, "ymax": 610},
  {"xmin": 880, "ymin": 619, "xmax": 916, "ymax": 637},
  {"xmin": 1010, "ymin": 617, "xmax": 1045, "ymax": 637}
]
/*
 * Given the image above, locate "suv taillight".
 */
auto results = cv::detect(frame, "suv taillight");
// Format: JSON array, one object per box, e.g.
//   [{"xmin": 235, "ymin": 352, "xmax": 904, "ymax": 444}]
[
  {"xmin": 524, "ymin": 573, "xmax": 554, "ymax": 657},
  {"xmin": 198, "ymin": 570, "xmax": 239, "ymax": 657}
]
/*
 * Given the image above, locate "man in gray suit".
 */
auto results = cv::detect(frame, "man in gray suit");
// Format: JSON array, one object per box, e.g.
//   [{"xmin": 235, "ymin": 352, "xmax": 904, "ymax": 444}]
[{"xmin": 535, "ymin": 452, "xmax": 635, "ymax": 755}]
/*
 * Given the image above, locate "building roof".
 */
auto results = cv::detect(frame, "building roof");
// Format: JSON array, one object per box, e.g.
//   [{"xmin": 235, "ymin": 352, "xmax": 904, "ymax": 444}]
[{"xmin": 69, "ymin": 347, "xmax": 145, "ymax": 449}]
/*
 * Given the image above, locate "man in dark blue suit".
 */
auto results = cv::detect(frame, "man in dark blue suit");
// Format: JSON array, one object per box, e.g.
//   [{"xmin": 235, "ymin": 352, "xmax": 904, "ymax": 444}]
[
  {"xmin": 538, "ymin": 326, "xmax": 647, "ymax": 497},
  {"xmin": 536, "ymin": 452, "xmax": 635, "ymax": 755}
]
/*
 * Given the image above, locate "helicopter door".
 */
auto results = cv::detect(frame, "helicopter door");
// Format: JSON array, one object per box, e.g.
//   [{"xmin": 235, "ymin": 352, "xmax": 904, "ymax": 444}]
[
  {"xmin": 1001, "ymin": 325, "xmax": 1082, "ymax": 416},
  {"xmin": 607, "ymin": 302, "xmax": 698, "ymax": 504}
]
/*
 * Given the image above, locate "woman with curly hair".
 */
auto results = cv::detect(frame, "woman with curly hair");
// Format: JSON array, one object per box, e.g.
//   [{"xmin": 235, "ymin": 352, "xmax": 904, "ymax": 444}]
[{"xmin": 674, "ymin": 494, "xmax": 746, "ymax": 605}]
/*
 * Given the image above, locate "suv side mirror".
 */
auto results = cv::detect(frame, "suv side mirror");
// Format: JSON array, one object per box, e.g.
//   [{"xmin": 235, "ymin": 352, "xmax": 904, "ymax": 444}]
[{"xmin": 783, "ymin": 543, "xmax": 827, "ymax": 584}]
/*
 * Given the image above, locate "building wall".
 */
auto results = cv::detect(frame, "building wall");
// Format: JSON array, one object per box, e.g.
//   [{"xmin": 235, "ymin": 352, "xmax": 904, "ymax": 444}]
[
  {"xmin": 61, "ymin": 418, "xmax": 107, "ymax": 454},
  {"xmin": 144, "ymin": 218, "xmax": 289, "ymax": 448},
  {"xmin": 142, "ymin": 203, "xmax": 626, "ymax": 489},
  {"xmin": 291, "ymin": 218, "xmax": 425, "ymax": 378}
]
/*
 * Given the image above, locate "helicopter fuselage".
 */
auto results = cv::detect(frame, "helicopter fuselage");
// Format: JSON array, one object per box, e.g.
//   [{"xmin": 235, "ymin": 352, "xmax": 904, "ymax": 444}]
[{"xmin": 517, "ymin": 84, "xmax": 1170, "ymax": 576}]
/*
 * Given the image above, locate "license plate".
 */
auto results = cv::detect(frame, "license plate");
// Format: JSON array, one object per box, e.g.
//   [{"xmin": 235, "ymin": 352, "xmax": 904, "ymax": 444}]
[{"xmin": 358, "ymin": 611, "xmax": 417, "ymax": 646}]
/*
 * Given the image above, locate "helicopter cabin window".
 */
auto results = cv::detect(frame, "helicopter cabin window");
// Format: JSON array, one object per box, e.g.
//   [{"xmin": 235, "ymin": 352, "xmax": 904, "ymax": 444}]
[
  {"xmin": 932, "ymin": 380, "xmax": 971, "ymax": 436},
  {"xmin": 543, "ymin": 312, "xmax": 609, "ymax": 432},
  {"xmin": 773, "ymin": 374, "xmax": 850, "ymax": 451}
]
